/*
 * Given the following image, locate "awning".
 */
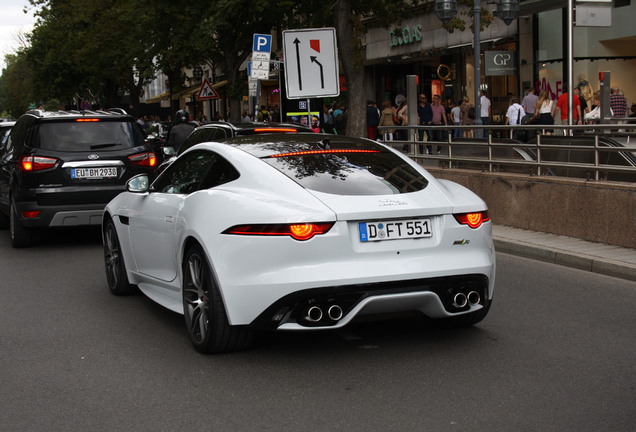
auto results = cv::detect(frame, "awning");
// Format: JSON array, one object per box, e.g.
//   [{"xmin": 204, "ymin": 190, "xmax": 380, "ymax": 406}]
[
  {"xmin": 144, "ymin": 91, "xmax": 170, "ymax": 104},
  {"xmin": 173, "ymin": 80, "xmax": 230, "ymax": 99}
]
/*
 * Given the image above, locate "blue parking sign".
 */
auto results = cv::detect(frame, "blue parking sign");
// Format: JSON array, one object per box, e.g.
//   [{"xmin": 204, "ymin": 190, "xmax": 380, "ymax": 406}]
[{"xmin": 253, "ymin": 34, "xmax": 272, "ymax": 53}]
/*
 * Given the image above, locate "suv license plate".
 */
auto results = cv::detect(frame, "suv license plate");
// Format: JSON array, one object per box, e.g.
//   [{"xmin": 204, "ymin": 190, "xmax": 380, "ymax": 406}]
[
  {"xmin": 359, "ymin": 218, "xmax": 432, "ymax": 242},
  {"xmin": 71, "ymin": 167, "xmax": 118, "ymax": 179}
]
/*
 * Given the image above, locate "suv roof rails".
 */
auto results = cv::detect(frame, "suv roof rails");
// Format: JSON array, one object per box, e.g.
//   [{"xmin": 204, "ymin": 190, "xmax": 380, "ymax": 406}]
[
  {"xmin": 107, "ymin": 108, "xmax": 128, "ymax": 115},
  {"xmin": 25, "ymin": 109, "xmax": 45, "ymax": 117}
]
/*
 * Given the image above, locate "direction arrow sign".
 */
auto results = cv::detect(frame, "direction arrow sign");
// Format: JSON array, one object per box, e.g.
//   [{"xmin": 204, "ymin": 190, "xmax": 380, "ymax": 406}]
[
  {"xmin": 283, "ymin": 28, "xmax": 339, "ymax": 99},
  {"xmin": 196, "ymin": 79, "xmax": 220, "ymax": 100}
]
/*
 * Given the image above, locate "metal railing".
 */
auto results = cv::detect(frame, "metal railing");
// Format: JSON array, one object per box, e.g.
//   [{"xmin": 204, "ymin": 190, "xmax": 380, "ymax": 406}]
[{"xmin": 378, "ymin": 123, "xmax": 636, "ymax": 182}]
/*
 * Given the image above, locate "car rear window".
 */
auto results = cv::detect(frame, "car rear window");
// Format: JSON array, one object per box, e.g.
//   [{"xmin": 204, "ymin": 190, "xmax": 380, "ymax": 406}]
[
  {"xmin": 258, "ymin": 142, "xmax": 428, "ymax": 196},
  {"xmin": 37, "ymin": 119, "xmax": 145, "ymax": 151}
]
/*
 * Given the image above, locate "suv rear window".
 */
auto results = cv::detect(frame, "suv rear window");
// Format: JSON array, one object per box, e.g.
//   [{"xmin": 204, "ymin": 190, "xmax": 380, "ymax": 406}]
[
  {"xmin": 261, "ymin": 147, "xmax": 428, "ymax": 196},
  {"xmin": 38, "ymin": 120, "xmax": 145, "ymax": 151}
]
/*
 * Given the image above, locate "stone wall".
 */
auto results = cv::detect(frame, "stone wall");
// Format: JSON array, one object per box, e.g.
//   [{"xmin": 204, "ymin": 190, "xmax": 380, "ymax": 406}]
[{"xmin": 427, "ymin": 168, "xmax": 636, "ymax": 249}]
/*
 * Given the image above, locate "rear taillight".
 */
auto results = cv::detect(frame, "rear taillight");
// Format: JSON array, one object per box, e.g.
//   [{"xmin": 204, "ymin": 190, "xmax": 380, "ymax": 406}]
[
  {"xmin": 253, "ymin": 128, "xmax": 299, "ymax": 133},
  {"xmin": 20, "ymin": 156, "xmax": 58, "ymax": 171},
  {"xmin": 454, "ymin": 211, "xmax": 490, "ymax": 229},
  {"xmin": 223, "ymin": 222, "xmax": 334, "ymax": 241},
  {"xmin": 128, "ymin": 152, "xmax": 157, "ymax": 167}
]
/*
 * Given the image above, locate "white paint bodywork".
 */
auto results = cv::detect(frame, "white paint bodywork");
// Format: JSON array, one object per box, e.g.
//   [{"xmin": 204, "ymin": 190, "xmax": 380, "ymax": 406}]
[{"xmin": 105, "ymin": 141, "xmax": 495, "ymax": 328}]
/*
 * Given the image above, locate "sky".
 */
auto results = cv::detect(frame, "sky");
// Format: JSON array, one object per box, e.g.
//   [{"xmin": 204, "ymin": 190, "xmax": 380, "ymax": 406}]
[{"xmin": 0, "ymin": 0, "xmax": 38, "ymax": 70}]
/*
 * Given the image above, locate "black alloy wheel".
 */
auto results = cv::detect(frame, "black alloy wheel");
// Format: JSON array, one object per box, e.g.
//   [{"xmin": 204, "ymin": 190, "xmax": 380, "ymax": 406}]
[
  {"xmin": 104, "ymin": 219, "xmax": 136, "ymax": 295},
  {"xmin": 182, "ymin": 244, "xmax": 253, "ymax": 354}
]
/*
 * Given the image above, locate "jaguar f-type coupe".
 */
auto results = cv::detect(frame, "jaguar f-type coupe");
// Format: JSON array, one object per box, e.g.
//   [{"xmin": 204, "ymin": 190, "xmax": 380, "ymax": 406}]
[{"xmin": 103, "ymin": 133, "xmax": 495, "ymax": 353}]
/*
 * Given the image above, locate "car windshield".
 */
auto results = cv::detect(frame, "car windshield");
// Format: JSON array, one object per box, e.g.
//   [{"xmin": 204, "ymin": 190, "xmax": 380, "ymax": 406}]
[
  {"xmin": 227, "ymin": 135, "xmax": 428, "ymax": 196},
  {"xmin": 38, "ymin": 120, "xmax": 145, "ymax": 151}
]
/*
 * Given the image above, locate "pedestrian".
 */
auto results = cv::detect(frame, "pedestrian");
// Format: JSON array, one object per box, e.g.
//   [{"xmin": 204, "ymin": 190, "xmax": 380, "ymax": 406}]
[
  {"xmin": 429, "ymin": 94, "xmax": 447, "ymax": 154},
  {"xmin": 459, "ymin": 96, "xmax": 475, "ymax": 138},
  {"xmin": 397, "ymin": 99, "xmax": 409, "ymax": 142},
  {"xmin": 552, "ymin": 84, "xmax": 582, "ymax": 133},
  {"xmin": 378, "ymin": 101, "xmax": 395, "ymax": 141},
  {"xmin": 417, "ymin": 94, "xmax": 432, "ymax": 153},
  {"xmin": 450, "ymin": 100, "xmax": 462, "ymax": 139},
  {"xmin": 478, "ymin": 90, "xmax": 491, "ymax": 138},
  {"xmin": 257, "ymin": 105, "xmax": 270, "ymax": 122},
  {"xmin": 322, "ymin": 105, "xmax": 334, "ymax": 133},
  {"xmin": 522, "ymin": 87, "xmax": 538, "ymax": 116},
  {"xmin": 533, "ymin": 90, "xmax": 554, "ymax": 135},
  {"xmin": 366, "ymin": 100, "xmax": 380, "ymax": 140},
  {"xmin": 609, "ymin": 87, "xmax": 628, "ymax": 119},
  {"xmin": 505, "ymin": 96, "xmax": 526, "ymax": 140}
]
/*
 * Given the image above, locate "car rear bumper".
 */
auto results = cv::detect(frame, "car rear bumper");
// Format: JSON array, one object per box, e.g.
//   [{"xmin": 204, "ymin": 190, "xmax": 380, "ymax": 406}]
[{"xmin": 14, "ymin": 201, "xmax": 106, "ymax": 228}]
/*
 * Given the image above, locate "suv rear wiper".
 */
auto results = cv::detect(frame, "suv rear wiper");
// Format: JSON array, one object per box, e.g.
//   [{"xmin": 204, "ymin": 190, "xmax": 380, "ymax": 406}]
[{"xmin": 90, "ymin": 143, "xmax": 121, "ymax": 149}]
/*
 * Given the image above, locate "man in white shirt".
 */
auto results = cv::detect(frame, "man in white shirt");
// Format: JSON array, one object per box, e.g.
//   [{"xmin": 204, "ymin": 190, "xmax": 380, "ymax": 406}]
[
  {"xmin": 505, "ymin": 96, "xmax": 526, "ymax": 140},
  {"xmin": 478, "ymin": 90, "xmax": 491, "ymax": 138}
]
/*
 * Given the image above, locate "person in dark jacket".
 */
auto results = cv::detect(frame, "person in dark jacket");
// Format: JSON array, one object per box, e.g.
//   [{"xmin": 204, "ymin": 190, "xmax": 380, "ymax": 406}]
[{"xmin": 366, "ymin": 100, "xmax": 380, "ymax": 140}]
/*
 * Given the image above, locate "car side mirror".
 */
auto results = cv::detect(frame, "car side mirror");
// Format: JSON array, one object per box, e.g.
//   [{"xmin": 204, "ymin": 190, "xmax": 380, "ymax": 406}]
[{"xmin": 127, "ymin": 174, "xmax": 150, "ymax": 193}]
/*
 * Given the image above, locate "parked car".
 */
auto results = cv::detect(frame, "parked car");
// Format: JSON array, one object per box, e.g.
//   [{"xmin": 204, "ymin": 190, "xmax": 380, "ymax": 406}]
[
  {"xmin": 103, "ymin": 133, "xmax": 495, "ymax": 353},
  {"xmin": 157, "ymin": 121, "xmax": 313, "ymax": 172},
  {"xmin": 0, "ymin": 109, "xmax": 157, "ymax": 247}
]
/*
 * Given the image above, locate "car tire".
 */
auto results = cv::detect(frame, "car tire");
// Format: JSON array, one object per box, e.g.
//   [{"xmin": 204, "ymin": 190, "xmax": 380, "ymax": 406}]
[
  {"xmin": 0, "ymin": 209, "xmax": 9, "ymax": 229},
  {"xmin": 103, "ymin": 219, "xmax": 137, "ymax": 295},
  {"xmin": 433, "ymin": 298, "xmax": 492, "ymax": 329},
  {"xmin": 183, "ymin": 244, "xmax": 253, "ymax": 354},
  {"xmin": 10, "ymin": 197, "xmax": 33, "ymax": 248}
]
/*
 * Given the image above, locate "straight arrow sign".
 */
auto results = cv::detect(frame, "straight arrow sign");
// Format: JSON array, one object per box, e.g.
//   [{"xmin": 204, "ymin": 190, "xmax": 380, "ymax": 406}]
[{"xmin": 283, "ymin": 28, "xmax": 339, "ymax": 99}]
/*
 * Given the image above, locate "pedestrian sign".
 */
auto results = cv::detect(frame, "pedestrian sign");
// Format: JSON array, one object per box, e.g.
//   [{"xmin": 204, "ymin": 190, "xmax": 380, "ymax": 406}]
[
  {"xmin": 196, "ymin": 79, "xmax": 220, "ymax": 100},
  {"xmin": 283, "ymin": 28, "xmax": 339, "ymax": 99}
]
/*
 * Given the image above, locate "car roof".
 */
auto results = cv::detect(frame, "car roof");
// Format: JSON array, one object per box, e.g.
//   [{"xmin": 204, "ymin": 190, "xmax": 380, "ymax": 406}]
[
  {"xmin": 20, "ymin": 108, "xmax": 134, "ymax": 121},
  {"xmin": 195, "ymin": 121, "xmax": 313, "ymax": 134}
]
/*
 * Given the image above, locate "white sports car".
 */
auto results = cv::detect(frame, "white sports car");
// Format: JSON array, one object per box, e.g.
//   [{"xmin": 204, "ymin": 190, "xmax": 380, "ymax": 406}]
[{"xmin": 103, "ymin": 134, "xmax": 495, "ymax": 353}]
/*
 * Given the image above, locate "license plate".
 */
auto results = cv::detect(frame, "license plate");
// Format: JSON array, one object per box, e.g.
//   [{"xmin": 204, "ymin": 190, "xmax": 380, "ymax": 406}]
[
  {"xmin": 359, "ymin": 218, "xmax": 432, "ymax": 242},
  {"xmin": 71, "ymin": 167, "xmax": 118, "ymax": 179}
]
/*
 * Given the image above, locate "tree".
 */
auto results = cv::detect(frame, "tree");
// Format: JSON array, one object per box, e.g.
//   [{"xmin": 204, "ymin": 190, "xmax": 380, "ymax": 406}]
[{"xmin": 0, "ymin": 52, "xmax": 35, "ymax": 117}]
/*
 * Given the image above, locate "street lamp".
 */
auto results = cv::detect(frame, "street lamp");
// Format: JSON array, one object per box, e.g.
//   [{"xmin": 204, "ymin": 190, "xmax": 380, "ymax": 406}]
[
  {"xmin": 435, "ymin": 0, "xmax": 519, "ymax": 137},
  {"xmin": 496, "ymin": 0, "xmax": 520, "ymax": 25},
  {"xmin": 192, "ymin": 66, "xmax": 203, "ymax": 82}
]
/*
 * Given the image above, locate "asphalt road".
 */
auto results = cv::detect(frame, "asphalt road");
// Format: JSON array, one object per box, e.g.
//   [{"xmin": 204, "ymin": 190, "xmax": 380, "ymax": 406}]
[{"xmin": 1, "ymin": 228, "xmax": 635, "ymax": 432}]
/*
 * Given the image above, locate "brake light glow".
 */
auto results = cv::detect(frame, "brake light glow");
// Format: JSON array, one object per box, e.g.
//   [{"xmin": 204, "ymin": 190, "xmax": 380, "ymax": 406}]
[
  {"xmin": 254, "ymin": 128, "xmax": 299, "ymax": 133},
  {"xmin": 128, "ymin": 152, "xmax": 157, "ymax": 167},
  {"xmin": 266, "ymin": 149, "xmax": 380, "ymax": 158},
  {"xmin": 224, "ymin": 222, "xmax": 334, "ymax": 241},
  {"xmin": 454, "ymin": 211, "xmax": 490, "ymax": 229},
  {"xmin": 21, "ymin": 211, "xmax": 41, "ymax": 218},
  {"xmin": 75, "ymin": 118, "xmax": 100, "ymax": 122},
  {"xmin": 20, "ymin": 156, "xmax": 58, "ymax": 171}
]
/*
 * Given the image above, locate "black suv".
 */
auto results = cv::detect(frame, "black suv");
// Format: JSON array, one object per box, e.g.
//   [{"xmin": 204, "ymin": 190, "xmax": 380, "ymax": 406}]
[
  {"xmin": 158, "ymin": 121, "xmax": 313, "ymax": 172},
  {"xmin": 0, "ymin": 109, "xmax": 157, "ymax": 247}
]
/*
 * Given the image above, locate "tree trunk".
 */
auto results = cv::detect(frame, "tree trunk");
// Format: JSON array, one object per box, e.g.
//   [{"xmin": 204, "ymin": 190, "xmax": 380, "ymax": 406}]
[{"xmin": 334, "ymin": 0, "xmax": 365, "ymax": 138}]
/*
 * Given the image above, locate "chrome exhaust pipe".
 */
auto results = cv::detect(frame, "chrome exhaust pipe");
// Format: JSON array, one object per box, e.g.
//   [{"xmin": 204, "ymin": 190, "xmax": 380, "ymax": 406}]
[
  {"xmin": 327, "ymin": 305, "xmax": 344, "ymax": 321},
  {"xmin": 306, "ymin": 306, "xmax": 323, "ymax": 322},
  {"xmin": 452, "ymin": 293, "xmax": 468, "ymax": 308},
  {"xmin": 467, "ymin": 291, "xmax": 481, "ymax": 306}
]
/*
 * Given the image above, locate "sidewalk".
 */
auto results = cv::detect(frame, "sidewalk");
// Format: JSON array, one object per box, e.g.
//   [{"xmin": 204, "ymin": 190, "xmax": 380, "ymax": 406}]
[{"xmin": 492, "ymin": 225, "xmax": 636, "ymax": 282}]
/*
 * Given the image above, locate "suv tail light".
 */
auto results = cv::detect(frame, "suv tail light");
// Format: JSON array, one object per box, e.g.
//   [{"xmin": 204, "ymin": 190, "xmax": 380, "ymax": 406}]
[
  {"xmin": 223, "ymin": 222, "xmax": 334, "ymax": 241},
  {"xmin": 454, "ymin": 211, "xmax": 490, "ymax": 229},
  {"xmin": 128, "ymin": 152, "xmax": 157, "ymax": 167},
  {"xmin": 20, "ymin": 156, "xmax": 58, "ymax": 171}
]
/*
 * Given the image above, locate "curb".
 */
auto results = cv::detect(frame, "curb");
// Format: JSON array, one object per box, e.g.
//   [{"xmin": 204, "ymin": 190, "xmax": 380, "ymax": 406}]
[{"xmin": 493, "ymin": 237, "xmax": 636, "ymax": 282}]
